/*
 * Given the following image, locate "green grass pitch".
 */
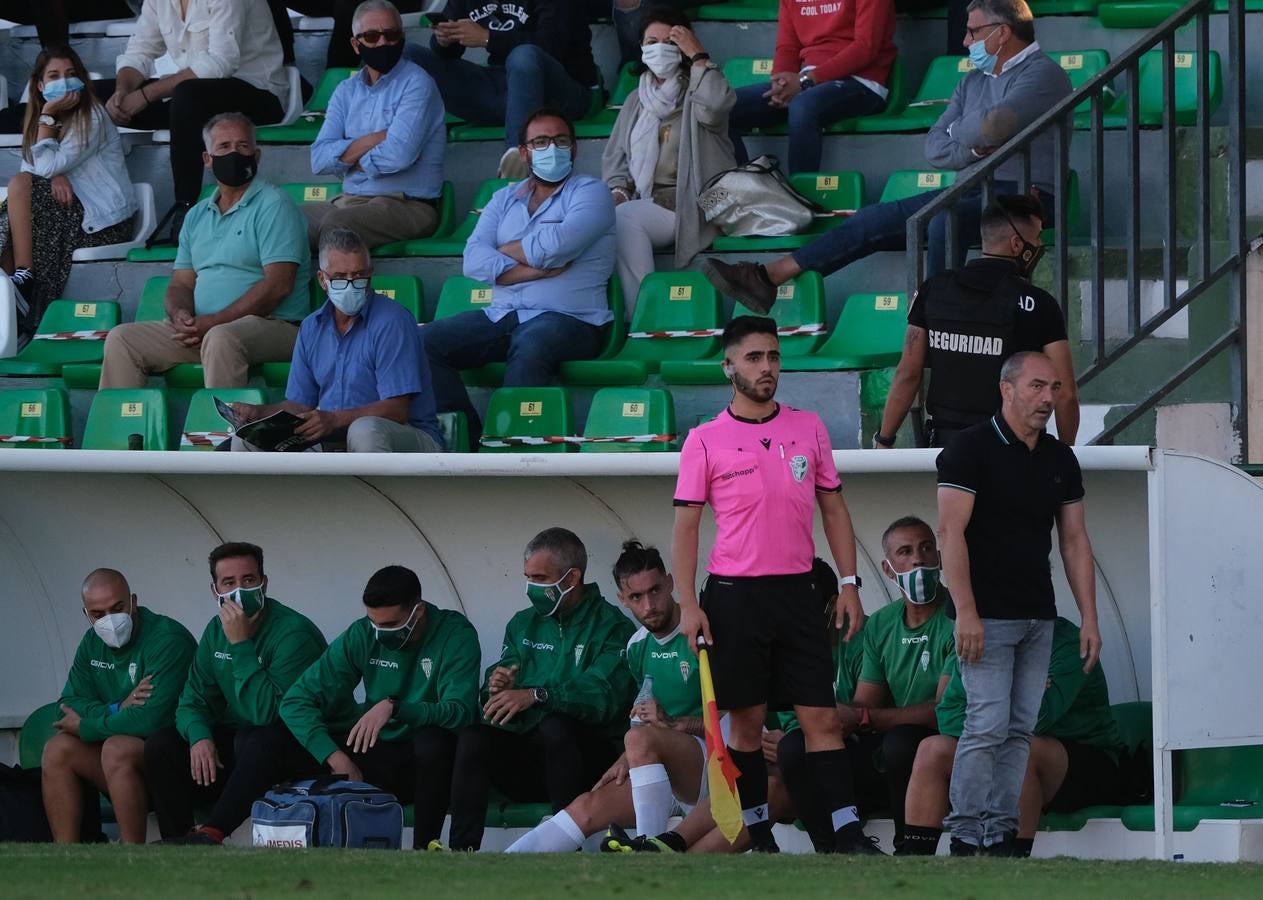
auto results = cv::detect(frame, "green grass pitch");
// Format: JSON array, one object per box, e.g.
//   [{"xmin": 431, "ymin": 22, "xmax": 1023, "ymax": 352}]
[{"xmin": 2, "ymin": 846, "xmax": 1263, "ymax": 898}]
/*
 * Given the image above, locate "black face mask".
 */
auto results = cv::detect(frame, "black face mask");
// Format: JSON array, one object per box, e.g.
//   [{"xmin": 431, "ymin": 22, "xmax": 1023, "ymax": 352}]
[
  {"xmin": 358, "ymin": 41, "xmax": 404, "ymax": 74},
  {"xmin": 1011, "ymin": 237, "xmax": 1045, "ymax": 279},
  {"xmin": 211, "ymin": 151, "xmax": 257, "ymax": 188}
]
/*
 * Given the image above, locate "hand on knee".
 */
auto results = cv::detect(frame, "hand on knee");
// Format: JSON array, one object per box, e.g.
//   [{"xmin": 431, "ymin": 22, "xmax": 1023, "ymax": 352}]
[
  {"xmin": 623, "ymin": 726, "xmax": 658, "ymax": 767},
  {"xmin": 42, "ymin": 732, "xmax": 79, "ymax": 769}
]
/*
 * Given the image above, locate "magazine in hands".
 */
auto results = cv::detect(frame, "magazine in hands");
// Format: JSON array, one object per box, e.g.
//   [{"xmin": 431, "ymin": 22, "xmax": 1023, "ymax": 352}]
[{"xmin": 215, "ymin": 397, "xmax": 319, "ymax": 452}]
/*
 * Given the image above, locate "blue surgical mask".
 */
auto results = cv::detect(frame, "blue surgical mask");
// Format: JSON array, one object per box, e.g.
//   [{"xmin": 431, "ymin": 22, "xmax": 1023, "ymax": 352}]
[
  {"xmin": 530, "ymin": 145, "xmax": 573, "ymax": 183},
  {"xmin": 327, "ymin": 281, "xmax": 369, "ymax": 316},
  {"xmin": 968, "ymin": 28, "xmax": 1002, "ymax": 75},
  {"xmin": 42, "ymin": 76, "xmax": 85, "ymax": 101}
]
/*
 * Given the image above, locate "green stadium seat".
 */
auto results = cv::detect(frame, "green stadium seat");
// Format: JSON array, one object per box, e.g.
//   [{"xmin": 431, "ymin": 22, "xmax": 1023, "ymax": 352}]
[
  {"xmin": 62, "ymin": 276, "xmax": 164, "ymax": 389},
  {"xmin": 387, "ymin": 179, "xmax": 513, "ymax": 257},
  {"xmin": 0, "ymin": 388, "xmax": 72, "ymax": 448},
  {"xmin": 561, "ymin": 271, "xmax": 721, "ymax": 386},
  {"xmin": 366, "ymin": 275, "xmax": 425, "ymax": 321},
  {"xmin": 1103, "ymin": 50, "xmax": 1222, "ymax": 127},
  {"xmin": 1040, "ymin": 701, "xmax": 1150, "ymax": 831},
  {"xmin": 279, "ymin": 182, "xmax": 343, "ymax": 205},
  {"xmin": 437, "ymin": 411, "xmax": 470, "ymax": 453},
  {"xmin": 722, "ymin": 56, "xmax": 776, "ymax": 93},
  {"xmin": 452, "ymin": 73, "xmax": 606, "ymax": 142},
  {"xmin": 480, "ymin": 386, "xmax": 574, "ymax": 452},
  {"xmin": 1028, "ymin": 0, "xmax": 1100, "ymax": 12},
  {"xmin": 709, "ymin": 171, "xmax": 865, "ymax": 252},
  {"xmin": 19, "ymin": 702, "xmax": 61, "ymax": 769},
  {"xmin": 879, "ymin": 55, "xmax": 973, "ymax": 133},
  {"xmin": 180, "ymin": 387, "xmax": 266, "ymax": 450},
  {"xmin": 574, "ymin": 62, "xmax": 638, "ymax": 138},
  {"xmin": 82, "ymin": 388, "xmax": 171, "ymax": 450},
  {"xmin": 1047, "ymin": 50, "xmax": 1112, "ymax": 128},
  {"xmin": 783, "ymin": 292, "xmax": 907, "ymax": 371},
  {"xmin": 661, "ymin": 271, "xmax": 827, "ymax": 384},
  {"xmin": 0, "ymin": 299, "xmax": 121, "ymax": 377},
  {"xmin": 839, "ymin": 57, "xmax": 910, "ymax": 134},
  {"xmin": 558, "ymin": 280, "xmax": 629, "ymax": 385},
  {"xmin": 373, "ymin": 181, "xmax": 459, "ymax": 256},
  {"xmin": 262, "ymin": 362, "xmax": 291, "ymax": 389},
  {"xmin": 580, "ymin": 387, "xmax": 676, "ymax": 452},
  {"xmin": 695, "ymin": 0, "xmax": 779, "ymax": 21},
  {"xmin": 258, "ymin": 67, "xmax": 357, "ymax": 143},
  {"xmin": 1096, "ymin": 1, "xmax": 1180, "ymax": 28},
  {"xmin": 878, "ymin": 169, "xmax": 957, "ymax": 203},
  {"xmin": 1121, "ymin": 744, "xmax": 1263, "ymax": 832}
]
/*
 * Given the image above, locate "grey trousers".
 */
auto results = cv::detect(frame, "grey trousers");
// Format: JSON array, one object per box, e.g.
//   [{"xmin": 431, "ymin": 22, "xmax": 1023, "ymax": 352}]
[{"xmin": 232, "ymin": 415, "xmax": 443, "ymax": 453}]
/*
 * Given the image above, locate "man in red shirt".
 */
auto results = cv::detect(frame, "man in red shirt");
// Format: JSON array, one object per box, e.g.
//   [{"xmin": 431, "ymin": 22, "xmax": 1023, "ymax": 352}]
[
  {"xmin": 728, "ymin": 0, "xmax": 898, "ymax": 174},
  {"xmin": 672, "ymin": 315, "xmax": 877, "ymax": 854}
]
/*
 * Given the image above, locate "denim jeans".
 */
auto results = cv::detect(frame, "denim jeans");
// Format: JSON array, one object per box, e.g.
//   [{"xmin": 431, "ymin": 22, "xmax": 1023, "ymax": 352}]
[
  {"xmin": 728, "ymin": 78, "xmax": 886, "ymax": 174},
  {"xmin": 791, "ymin": 183, "xmax": 1055, "ymax": 280},
  {"xmin": 422, "ymin": 309, "xmax": 607, "ymax": 444},
  {"xmin": 945, "ymin": 617, "xmax": 1054, "ymax": 846},
  {"xmin": 404, "ymin": 44, "xmax": 593, "ymax": 151}
]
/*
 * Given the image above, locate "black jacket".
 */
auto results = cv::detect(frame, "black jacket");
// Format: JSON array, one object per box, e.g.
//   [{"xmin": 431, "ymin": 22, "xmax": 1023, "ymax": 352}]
[{"xmin": 432, "ymin": 0, "xmax": 598, "ymax": 87}]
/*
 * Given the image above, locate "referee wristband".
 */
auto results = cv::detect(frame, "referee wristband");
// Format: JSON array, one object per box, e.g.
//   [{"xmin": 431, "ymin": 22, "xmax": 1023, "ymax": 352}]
[{"xmin": 873, "ymin": 432, "xmax": 895, "ymax": 448}]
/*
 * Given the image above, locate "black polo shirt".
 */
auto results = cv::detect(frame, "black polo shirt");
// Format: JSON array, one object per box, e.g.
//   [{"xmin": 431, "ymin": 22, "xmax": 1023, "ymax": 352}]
[{"xmin": 935, "ymin": 413, "xmax": 1084, "ymax": 620}]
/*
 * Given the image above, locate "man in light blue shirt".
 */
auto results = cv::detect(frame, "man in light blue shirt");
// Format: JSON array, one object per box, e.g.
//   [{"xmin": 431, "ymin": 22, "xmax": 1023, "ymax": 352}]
[
  {"xmin": 230, "ymin": 227, "xmax": 444, "ymax": 453},
  {"xmin": 423, "ymin": 108, "xmax": 615, "ymax": 447},
  {"xmin": 305, "ymin": 1, "xmax": 446, "ymax": 249}
]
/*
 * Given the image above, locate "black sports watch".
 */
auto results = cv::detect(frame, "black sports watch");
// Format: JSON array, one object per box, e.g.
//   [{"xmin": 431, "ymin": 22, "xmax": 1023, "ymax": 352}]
[
  {"xmin": 873, "ymin": 432, "xmax": 896, "ymax": 448},
  {"xmin": 532, "ymin": 687, "xmax": 549, "ymax": 706},
  {"xmin": 799, "ymin": 73, "xmax": 814, "ymax": 92}
]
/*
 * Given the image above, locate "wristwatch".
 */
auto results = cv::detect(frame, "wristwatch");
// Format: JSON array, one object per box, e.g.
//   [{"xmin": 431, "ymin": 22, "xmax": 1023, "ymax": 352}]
[
  {"xmin": 688, "ymin": 52, "xmax": 711, "ymax": 65},
  {"xmin": 385, "ymin": 695, "xmax": 400, "ymax": 717},
  {"xmin": 799, "ymin": 73, "xmax": 814, "ymax": 92},
  {"xmin": 38, "ymin": 114, "xmax": 58, "ymax": 128},
  {"xmin": 839, "ymin": 575, "xmax": 862, "ymax": 588},
  {"xmin": 532, "ymin": 687, "xmax": 549, "ymax": 706},
  {"xmin": 873, "ymin": 432, "xmax": 896, "ymax": 448}
]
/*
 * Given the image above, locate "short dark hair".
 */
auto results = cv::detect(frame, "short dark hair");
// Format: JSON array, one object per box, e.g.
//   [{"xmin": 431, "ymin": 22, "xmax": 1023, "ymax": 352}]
[
  {"xmin": 881, "ymin": 516, "xmax": 935, "ymax": 556},
  {"xmin": 966, "ymin": 0, "xmax": 1036, "ymax": 44},
  {"xmin": 208, "ymin": 542, "xmax": 264, "ymax": 580},
  {"xmin": 363, "ymin": 565, "xmax": 422, "ymax": 609},
  {"xmin": 632, "ymin": 6, "xmax": 694, "ymax": 78},
  {"xmin": 518, "ymin": 107, "xmax": 576, "ymax": 147},
  {"xmin": 612, "ymin": 540, "xmax": 668, "ymax": 589},
  {"xmin": 980, "ymin": 194, "xmax": 1045, "ymax": 246},
  {"xmin": 722, "ymin": 315, "xmax": 778, "ymax": 351},
  {"xmin": 524, "ymin": 527, "xmax": 588, "ymax": 576}
]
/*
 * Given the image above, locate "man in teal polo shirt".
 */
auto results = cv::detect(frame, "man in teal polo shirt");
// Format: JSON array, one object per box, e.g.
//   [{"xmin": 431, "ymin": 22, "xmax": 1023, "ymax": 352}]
[{"xmin": 100, "ymin": 112, "xmax": 311, "ymax": 389}]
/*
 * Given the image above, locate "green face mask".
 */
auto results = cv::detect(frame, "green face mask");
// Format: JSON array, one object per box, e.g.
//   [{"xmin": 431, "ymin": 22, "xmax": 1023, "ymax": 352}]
[
  {"xmin": 887, "ymin": 561, "xmax": 942, "ymax": 606},
  {"xmin": 527, "ymin": 568, "xmax": 576, "ymax": 617},
  {"xmin": 218, "ymin": 584, "xmax": 266, "ymax": 616},
  {"xmin": 373, "ymin": 604, "xmax": 420, "ymax": 651}
]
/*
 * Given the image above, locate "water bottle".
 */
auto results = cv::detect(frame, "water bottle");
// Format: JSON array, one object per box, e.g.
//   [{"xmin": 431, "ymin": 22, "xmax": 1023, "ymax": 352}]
[
  {"xmin": 629, "ymin": 676, "xmax": 654, "ymax": 727},
  {"xmin": 127, "ymin": 434, "xmax": 144, "ymax": 451}
]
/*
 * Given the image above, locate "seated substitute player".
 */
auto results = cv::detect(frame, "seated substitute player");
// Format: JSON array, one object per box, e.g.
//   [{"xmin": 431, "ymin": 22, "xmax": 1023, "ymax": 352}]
[
  {"xmin": 901, "ymin": 616, "xmax": 1122, "ymax": 857},
  {"xmin": 280, "ymin": 565, "xmax": 481, "ymax": 850},
  {"xmin": 42, "ymin": 568, "xmax": 196, "ymax": 844},
  {"xmin": 673, "ymin": 315, "xmax": 870, "ymax": 854},
  {"xmin": 506, "ymin": 540, "xmax": 708, "ymax": 852},
  {"xmin": 447, "ymin": 527, "xmax": 637, "ymax": 851},
  {"xmin": 144, "ymin": 542, "xmax": 328, "ymax": 844}
]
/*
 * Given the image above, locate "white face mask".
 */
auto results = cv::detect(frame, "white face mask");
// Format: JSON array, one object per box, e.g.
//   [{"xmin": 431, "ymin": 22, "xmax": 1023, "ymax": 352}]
[
  {"xmin": 641, "ymin": 42, "xmax": 682, "ymax": 79},
  {"xmin": 92, "ymin": 600, "xmax": 135, "ymax": 649}
]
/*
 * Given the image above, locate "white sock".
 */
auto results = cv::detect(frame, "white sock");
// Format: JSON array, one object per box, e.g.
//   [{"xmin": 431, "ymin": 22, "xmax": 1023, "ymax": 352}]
[
  {"xmin": 831, "ymin": 805, "xmax": 859, "ymax": 831},
  {"xmin": 629, "ymin": 763, "xmax": 673, "ymax": 837},
  {"xmin": 504, "ymin": 809, "xmax": 586, "ymax": 853}
]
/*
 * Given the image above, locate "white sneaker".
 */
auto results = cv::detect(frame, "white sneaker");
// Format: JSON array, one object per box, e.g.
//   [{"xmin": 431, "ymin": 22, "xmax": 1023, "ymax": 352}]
[{"xmin": 498, "ymin": 147, "xmax": 529, "ymax": 180}]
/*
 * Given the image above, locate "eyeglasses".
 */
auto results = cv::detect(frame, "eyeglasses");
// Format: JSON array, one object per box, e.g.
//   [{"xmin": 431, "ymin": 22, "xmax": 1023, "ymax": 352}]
[
  {"xmin": 966, "ymin": 22, "xmax": 1006, "ymax": 39},
  {"xmin": 522, "ymin": 134, "xmax": 575, "ymax": 151},
  {"xmin": 324, "ymin": 275, "xmax": 370, "ymax": 290},
  {"xmin": 354, "ymin": 28, "xmax": 404, "ymax": 45}
]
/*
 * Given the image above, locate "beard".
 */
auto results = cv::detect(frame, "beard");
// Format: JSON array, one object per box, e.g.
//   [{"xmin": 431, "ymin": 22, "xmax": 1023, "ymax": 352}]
[{"xmin": 732, "ymin": 370, "xmax": 777, "ymax": 403}]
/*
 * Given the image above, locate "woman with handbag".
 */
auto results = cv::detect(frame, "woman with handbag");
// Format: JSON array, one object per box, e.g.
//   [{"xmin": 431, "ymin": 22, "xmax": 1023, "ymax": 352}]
[{"xmin": 602, "ymin": 6, "xmax": 735, "ymax": 318}]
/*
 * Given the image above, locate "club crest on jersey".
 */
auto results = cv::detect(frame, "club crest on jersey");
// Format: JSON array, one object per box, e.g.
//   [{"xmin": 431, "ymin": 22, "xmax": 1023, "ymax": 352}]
[
  {"xmin": 789, "ymin": 454, "xmax": 808, "ymax": 483},
  {"xmin": 680, "ymin": 660, "xmax": 691, "ymax": 681},
  {"xmin": 574, "ymin": 644, "xmax": 585, "ymax": 665},
  {"xmin": 128, "ymin": 662, "xmax": 138, "ymax": 685},
  {"xmin": 920, "ymin": 650, "xmax": 930, "ymax": 672},
  {"xmin": 421, "ymin": 658, "xmax": 433, "ymax": 678}
]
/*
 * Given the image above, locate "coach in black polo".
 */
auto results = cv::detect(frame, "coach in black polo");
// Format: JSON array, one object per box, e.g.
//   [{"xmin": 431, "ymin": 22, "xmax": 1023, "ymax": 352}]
[{"xmin": 935, "ymin": 350, "xmax": 1101, "ymax": 857}]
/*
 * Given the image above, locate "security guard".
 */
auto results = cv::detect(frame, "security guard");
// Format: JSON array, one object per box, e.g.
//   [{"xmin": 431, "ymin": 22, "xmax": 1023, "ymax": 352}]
[{"xmin": 874, "ymin": 195, "xmax": 1079, "ymax": 449}]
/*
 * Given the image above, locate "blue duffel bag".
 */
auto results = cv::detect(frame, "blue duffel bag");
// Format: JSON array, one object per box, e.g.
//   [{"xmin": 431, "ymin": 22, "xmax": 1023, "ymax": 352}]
[{"xmin": 251, "ymin": 777, "xmax": 403, "ymax": 848}]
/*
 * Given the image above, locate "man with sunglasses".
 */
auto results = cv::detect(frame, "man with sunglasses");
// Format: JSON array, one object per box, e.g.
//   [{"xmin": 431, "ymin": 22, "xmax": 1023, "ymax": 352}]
[
  {"xmin": 229, "ymin": 227, "xmax": 444, "ymax": 452},
  {"xmin": 422, "ymin": 108, "xmax": 616, "ymax": 447},
  {"xmin": 143, "ymin": 542, "xmax": 327, "ymax": 845},
  {"xmin": 307, "ymin": 1, "xmax": 447, "ymax": 251},
  {"xmin": 875, "ymin": 194, "xmax": 1077, "ymax": 448},
  {"xmin": 280, "ymin": 565, "xmax": 482, "ymax": 850},
  {"xmin": 703, "ymin": 0, "xmax": 1071, "ymax": 318}
]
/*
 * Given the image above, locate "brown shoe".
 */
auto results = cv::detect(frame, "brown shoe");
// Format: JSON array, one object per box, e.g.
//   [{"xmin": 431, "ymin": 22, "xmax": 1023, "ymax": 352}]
[{"xmin": 702, "ymin": 259, "xmax": 777, "ymax": 315}]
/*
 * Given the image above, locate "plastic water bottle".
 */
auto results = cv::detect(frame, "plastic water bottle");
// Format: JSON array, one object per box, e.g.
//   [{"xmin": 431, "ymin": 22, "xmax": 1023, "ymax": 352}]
[{"xmin": 629, "ymin": 676, "xmax": 654, "ymax": 727}]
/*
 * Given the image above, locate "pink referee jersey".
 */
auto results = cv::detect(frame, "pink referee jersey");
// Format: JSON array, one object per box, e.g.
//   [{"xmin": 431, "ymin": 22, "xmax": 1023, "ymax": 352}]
[{"xmin": 674, "ymin": 404, "xmax": 842, "ymax": 577}]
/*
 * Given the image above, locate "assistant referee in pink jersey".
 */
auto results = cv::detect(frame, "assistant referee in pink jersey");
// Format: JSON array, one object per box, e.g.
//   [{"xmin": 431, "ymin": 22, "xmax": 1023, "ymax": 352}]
[{"xmin": 672, "ymin": 315, "xmax": 878, "ymax": 854}]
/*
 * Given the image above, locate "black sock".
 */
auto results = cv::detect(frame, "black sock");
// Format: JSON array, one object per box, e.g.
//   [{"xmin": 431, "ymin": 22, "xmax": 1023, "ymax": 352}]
[
  {"xmin": 1015, "ymin": 837, "xmax": 1034, "ymax": 858},
  {"xmin": 728, "ymin": 747, "xmax": 773, "ymax": 843},
  {"xmin": 898, "ymin": 824, "xmax": 942, "ymax": 856},
  {"xmin": 654, "ymin": 831, "xmax": 687, "ymax": 852},
  {"xmin": 755, "ymin": 264, "xmax": 774, "ymax": 286},
  {"xmin": 803, "ymin": 748, "xmax": 857, "ymax": 832}
]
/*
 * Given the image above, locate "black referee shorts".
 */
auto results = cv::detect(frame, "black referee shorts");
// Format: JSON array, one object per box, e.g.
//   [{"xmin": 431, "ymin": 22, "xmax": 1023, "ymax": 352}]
[
  {"xmin": 1045, "ymin": 740, "xmax": 1122, "ymax": 812},
  {"xmin": 700, "ymin": 571, "xmax": 835, "ymax": 711}
]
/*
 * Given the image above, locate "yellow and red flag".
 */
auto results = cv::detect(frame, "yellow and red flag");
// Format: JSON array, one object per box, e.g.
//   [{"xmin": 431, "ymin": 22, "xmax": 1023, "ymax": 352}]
[{"xmin": 698, "ymin": 645, "xmax": 742, "ymax": 844}]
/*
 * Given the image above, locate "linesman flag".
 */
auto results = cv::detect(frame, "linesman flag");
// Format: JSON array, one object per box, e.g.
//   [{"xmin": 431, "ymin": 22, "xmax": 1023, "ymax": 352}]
[{"xmin": 698, "ymin": 642, "xmax": 742, "ymax": 845}]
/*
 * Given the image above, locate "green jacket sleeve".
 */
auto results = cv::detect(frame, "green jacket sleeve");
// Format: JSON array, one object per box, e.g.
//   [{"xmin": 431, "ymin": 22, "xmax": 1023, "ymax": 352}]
[
  {"xmin": 397, "ymin": 622, "xmax": 481, "ymax": 731},
  {"xmin": 59, "ymin": 640, "xmax": 113, "ymax": 722},
  {"xmin": 228, "ymin": 629, "xmax": 327, "ymax": 728},
  {"xmin": 281, "ymin": 629, "xmax": 365, "ymax": 765},
  {"xmin": 78, "ymin": 629, "xmax": 196, "ymax": 743},
  {"xmin": 543, "ymin": 621, "xmax": 636, "ymax": 725},
  {"xmin": 1035, "ymin": 630, "xmax": 1089, "ymax": 733},
  {"xmin": 175, "ymin": 633, "xmax": 225, "ymax": 746}
]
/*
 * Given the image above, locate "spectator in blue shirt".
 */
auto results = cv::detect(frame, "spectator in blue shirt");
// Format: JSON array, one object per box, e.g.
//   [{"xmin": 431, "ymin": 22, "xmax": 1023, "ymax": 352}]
[
  {"xmin": 423, "ymin": 108, "xmax": 616, "ymax": 447},
  {"xmin": 306, "ymin": 0, "xmax": 447, "ymax": 250},
  {"xmin": 230, "ymin": 227, "xmax": 444, "ymax": 453}
]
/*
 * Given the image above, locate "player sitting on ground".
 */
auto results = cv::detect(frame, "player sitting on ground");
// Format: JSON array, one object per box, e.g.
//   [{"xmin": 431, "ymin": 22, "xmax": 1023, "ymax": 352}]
[
  {"xmin": 506, "ymin": 540, "xmax": 707, "ymax": 852},
  {"xmin": 901, "ymin": 615, "xmax": 1122, "ymax": 856}
]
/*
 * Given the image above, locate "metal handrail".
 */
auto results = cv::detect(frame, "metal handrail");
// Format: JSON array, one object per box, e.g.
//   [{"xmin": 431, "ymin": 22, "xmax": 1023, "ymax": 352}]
[{"xmin": 904, "ymin": 0, "xmax": 1249, "ymax": 453}]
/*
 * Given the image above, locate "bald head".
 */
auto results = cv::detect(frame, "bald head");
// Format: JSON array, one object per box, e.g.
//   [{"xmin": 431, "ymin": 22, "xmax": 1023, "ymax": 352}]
[{"xmin": 82, "ymin": 568, "xmax": 134, "ymax": 621}]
